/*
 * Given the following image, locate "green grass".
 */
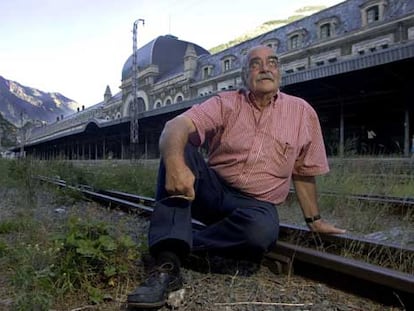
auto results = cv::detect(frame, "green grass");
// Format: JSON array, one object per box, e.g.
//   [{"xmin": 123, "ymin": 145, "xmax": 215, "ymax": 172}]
[
  {"xmin": 0, "ymin": 159, "xmax": 146, "ymax": 310},
  {"xmin": 1, "ymin": 157, "xmax": 413, "ymax": 309},
  {"xmin": 34, "ymin": 160, "xmax": 158, "ymax": 197}
]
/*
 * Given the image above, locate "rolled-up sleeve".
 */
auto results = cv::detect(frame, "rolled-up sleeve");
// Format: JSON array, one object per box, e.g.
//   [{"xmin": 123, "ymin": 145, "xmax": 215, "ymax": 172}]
[
  {"xmin": 293, "ymin": 105, "xmax": 329, "ymax": 176},
  {"xmin": 182, "ymin": 95, "xmax": 223, "ymax": 146}
]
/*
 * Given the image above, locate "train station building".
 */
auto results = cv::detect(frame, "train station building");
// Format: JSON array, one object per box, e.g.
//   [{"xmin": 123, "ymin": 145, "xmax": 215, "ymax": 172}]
[{"xmin": 16, "ymin": 0, "xmax": 414, "ymax": 159}]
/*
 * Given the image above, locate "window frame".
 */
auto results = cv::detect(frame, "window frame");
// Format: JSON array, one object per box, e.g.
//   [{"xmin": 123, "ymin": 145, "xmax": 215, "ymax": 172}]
[
  {"xmin": 360, "ymin": 0, "xmax": 387, "ymax": 27},
  {"xmin": 315, "ymin": 16, "xmax": 339, "ymax": 40},
  {"xmin": 220, "ymin": 55, "xmax": 237, "ymax": 73},
  {"xmin": 287, "ymin": 29, "xmax": 307, "ymax": 50}
]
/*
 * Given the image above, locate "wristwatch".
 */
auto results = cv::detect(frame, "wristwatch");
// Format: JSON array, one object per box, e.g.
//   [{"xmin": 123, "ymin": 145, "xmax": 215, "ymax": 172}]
[{"xmin": 305, "ymin": 214, "xmax": 321, "ymax": 224}]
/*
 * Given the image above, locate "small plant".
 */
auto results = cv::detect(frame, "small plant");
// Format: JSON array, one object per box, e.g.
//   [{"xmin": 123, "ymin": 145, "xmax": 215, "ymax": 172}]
[
  {"xmin": 3, "ymin": 213, "xmax": 141, "ymax": 309},
  {"xmin": 9, "ymin": 241, "xmax": 56, "ymax": 310},
  {"xmin": 51, "ymin": 215, "xmax": 140, "ymax": 303}
]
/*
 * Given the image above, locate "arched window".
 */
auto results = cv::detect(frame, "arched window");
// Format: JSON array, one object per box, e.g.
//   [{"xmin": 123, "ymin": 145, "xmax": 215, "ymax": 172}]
[
  {"xmin": 202, "ymin": 66, "xmax": 213, "ymax": 79},
  {"xmin": 154, "ymin": 101, "xmax": 162, "ymax": 109},
  {"xmin": 316, "ymin": 17, "xmax": 339, "ymax": 40},
  {"xmin": 220, "ymin": 55, "xmax": 236, "ymax": 73},
  {"xmin": 137, "ymin": 98, "xmax": 145, "ymax": 112},
  {"xmin": 287, "ymin": 28, "xmax": 307, "ymax": 50},
  {"xmin": 360, "ymin": 0, "xmax": 387, "ymax": 27},
  {"xmin": 290, "ymin": 35, "xmax": 300, "ymax": 49},
  {"xmin": 320, "ymin": 24, "xmax": 331, "ymax": 39},
  {"xmin": 367, "ymin": 6, "xmax": 379, "ymax": 23}
]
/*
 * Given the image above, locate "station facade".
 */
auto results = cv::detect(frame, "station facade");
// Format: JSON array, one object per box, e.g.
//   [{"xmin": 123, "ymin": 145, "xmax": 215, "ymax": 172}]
[{"xmin": 19, "ymin": 0, "xmax": 414, "ymax": 159}]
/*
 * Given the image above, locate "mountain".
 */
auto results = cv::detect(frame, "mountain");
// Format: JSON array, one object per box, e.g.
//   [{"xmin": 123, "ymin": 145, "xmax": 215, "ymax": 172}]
[
  {"xmin": 0, "ymin": 113, "xmax": 17, "ymax": 149},
  {"xmin": 0, "ymin": 75, "xmax": 77, "ymax": 128},
  {"xmin": 209, "ymin": 5, "xmax": 327, "ymax": 54}
]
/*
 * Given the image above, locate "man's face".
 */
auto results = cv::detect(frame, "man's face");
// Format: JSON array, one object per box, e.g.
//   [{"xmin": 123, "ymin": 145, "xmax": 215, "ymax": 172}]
[{"xmin": 245, "ymin": 46, "xmax": 280, "ymax": 96}]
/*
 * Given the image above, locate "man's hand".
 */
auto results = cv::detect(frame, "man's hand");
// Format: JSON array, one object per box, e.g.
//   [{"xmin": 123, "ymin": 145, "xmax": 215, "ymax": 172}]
[
  {"xmin": 165, "ymin": 164, "xmax": 195, "ymax": 200},
  {"xmin": 308, "ymin": 219, "xmax": 346, "ymax": 234}
]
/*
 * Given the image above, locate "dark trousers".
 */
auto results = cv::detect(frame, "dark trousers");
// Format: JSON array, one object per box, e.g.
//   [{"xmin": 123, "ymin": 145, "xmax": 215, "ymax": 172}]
[{"xmin": 148, "ymin": 144, "xmax": 279, "ymax": 262}]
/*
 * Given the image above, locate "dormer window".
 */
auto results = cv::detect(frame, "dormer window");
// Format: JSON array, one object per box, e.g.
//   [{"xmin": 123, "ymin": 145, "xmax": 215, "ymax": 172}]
[
  {"xmin": 316, "ymin": 17, "xmax": 339, "ymax": 40},
  {"xmin": 320, "ymin": 24, "xmax": 331, "ymax": 39},
  {"xmin": 240, "ymin": 48, "xmax": 248, "ymax": 56},
  {"xmin": 360, "ymin": 0, "xmax": 387, "ymax": 27},
  {"xmin": 290, "ymin": 35, "xmax": 300, "ymax": 49},
  {"xmin": 202, "ymin": 65, "xmax": 213, "ymax": 79},
  {"xmin": 221, "ymin": 55, "xmax": 236, "ymax": 73},
  {"xmin": 367, "ymin": 6, "xmax": 379, "ymax": 23},
  {"xmin": 287, "ymin": 29, "xmax": 307, "ymax": 50},
  {"xmin": 224, "ymin": 59, "xmax": 231, "ymax": 71},
  {"xmin": 260, "ymin": 39, "xmax": 279, "ymax": 51}
]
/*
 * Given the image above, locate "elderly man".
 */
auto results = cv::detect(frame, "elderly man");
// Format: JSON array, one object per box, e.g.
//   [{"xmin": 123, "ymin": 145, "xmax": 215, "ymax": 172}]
[{"xmin": 127, "ymin": 45, "xmax": 345, "ymax": 309}]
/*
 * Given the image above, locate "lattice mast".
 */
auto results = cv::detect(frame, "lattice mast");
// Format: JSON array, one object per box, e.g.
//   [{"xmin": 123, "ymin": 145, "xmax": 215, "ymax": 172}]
[{"xmin": 130, "ymin": 19, "xmax": 145, "ymax": 145}]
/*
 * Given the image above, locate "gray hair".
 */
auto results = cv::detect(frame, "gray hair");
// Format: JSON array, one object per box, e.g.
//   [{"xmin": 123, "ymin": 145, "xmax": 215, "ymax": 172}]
[{"xmin": 240, "ymin": 45, "xmax": 280, "ymax": 88}]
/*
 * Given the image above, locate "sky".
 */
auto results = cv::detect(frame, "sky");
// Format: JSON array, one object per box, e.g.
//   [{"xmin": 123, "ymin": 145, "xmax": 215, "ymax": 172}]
[{"xmin": 0, "ymin": 0, "xmax": 343, "ymax": 108}]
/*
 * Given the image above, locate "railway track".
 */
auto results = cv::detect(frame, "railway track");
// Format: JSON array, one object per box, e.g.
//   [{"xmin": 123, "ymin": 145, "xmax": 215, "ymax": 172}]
[
  {"xmin": 37, "ymin": 175, "xmax": 414, "ymax": 309},
  {"xmin": 287, "ymin": 188, "xmax": 414, "ymax": 208}
]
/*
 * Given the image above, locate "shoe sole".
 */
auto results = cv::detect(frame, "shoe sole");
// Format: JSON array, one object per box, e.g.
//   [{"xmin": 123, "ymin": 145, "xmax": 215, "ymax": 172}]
[
  {"xmin": 126, "ymin": 279, "xmax": 183, "ymax": 309},
  {"xmin": 127, "ymin": 300, "xmax": 165, "ymax": 309}
]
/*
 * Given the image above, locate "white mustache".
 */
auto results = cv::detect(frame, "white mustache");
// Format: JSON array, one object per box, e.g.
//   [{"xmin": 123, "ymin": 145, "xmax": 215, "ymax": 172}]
[{"xmin": 256, "ymin": 74, "xmax": 274, "ymax": 81}]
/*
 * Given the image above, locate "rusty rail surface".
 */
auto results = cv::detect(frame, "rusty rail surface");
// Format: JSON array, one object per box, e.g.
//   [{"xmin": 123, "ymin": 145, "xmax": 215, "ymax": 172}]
[{"xmin": 37, "ymin": 176, "xmax": 414, "ymax": 308}]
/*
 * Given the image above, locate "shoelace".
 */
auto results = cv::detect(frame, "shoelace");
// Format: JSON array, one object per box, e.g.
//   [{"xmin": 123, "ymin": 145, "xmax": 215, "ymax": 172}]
[{"xmin": 142, "ymin": 262, "xmax": 176, "ymax": 285}]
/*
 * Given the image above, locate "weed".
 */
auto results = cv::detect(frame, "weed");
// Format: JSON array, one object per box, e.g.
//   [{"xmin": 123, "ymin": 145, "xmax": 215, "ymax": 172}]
[
  {"xmin": 50, "ymin": 215, "xmax": 140, "ymax": 302},
  {"xmin": 1, "ymin": 157, "xmax": 413, "ymax": 309}
]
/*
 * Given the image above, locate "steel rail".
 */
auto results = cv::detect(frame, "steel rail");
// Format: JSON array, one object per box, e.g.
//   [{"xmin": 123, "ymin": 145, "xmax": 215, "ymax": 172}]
[
  {"xmin": 287, "ymin": 189, "xmax": 414, "ymax": 206},
  {"xmin": 36, "ymin": 175, "xmax": 414, "ymax": 305},
  {"xmin": 273, "ymin": 241, "xmax": 414, "ymax": 294},
  {"xmin": 36, "ymin": 175, "xmax": 414, "ymax": 256},
  {"xmin": 93, "ymin": 186, "xmax": 414, "ymax": 257},
  {"xmin": 272, "ymin": 241, "xmax": 414, "ymax": 308},
  {"xmin": 102, "ymin": 183, "xmax": 414, "ymax": 207},
  {"xmin": 278, "ymin": 223, "xmax": 414, "ymax": 261},
  {"xmin": 37, "ymin": 175, "xmax": 414, "ymax": 207}
]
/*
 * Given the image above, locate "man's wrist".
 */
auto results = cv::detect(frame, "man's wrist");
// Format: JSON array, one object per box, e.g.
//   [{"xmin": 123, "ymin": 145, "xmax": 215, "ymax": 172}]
[{"xmin": 305, "ymin": 214, "xmax": 321, "ymax": 224}]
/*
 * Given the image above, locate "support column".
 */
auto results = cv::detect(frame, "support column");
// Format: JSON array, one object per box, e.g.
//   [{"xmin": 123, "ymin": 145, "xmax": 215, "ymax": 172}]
[
  {"xmin": 121, "ymin": 138, "xmax": 125, "ymax": 160},
  {"xmin": 145, "ymin": 130, "xmax": 148, "ymax": 159},
  {"xmin": 404, "ymin": 108, "xmax": 410, "ymax": 157},
  {"xmin": 339, "ymin": 101, "xmax": 344, "ymax": 157},
  {"xmin": 103, "ymin": 137, "xmax": 106, "ymax": 160}
]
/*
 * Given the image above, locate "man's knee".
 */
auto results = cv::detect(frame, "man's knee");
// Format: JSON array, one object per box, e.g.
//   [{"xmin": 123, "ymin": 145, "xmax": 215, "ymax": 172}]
[
  {"xmin": 245, "ymin": 222, "xmax": 278, "ymax": 251},
  {"xmin": 242, "ymin": 211, "xmax": 279, "ymax": 252}
]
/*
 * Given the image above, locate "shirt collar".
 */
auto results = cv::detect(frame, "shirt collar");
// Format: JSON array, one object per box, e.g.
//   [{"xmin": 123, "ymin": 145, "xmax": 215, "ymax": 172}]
[{"xmin": 239, "ymin": 88, "xmax": 280, "ymax": 108}]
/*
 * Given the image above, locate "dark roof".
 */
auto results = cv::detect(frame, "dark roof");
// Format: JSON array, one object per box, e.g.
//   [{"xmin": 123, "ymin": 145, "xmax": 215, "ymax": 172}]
[
  {"xmin": 121, "ymin": 34, "xmax": 210, "ymax": 80},
  {"xmin": 194, "ymin": 0, "xmax": 414, "ymax": 80}
]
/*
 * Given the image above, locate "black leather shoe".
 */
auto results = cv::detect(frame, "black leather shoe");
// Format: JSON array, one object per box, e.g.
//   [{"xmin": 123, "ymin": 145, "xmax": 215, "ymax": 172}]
[{"xmin": 127, "ymin": 262, "xmax": 183, "ymax": 309}]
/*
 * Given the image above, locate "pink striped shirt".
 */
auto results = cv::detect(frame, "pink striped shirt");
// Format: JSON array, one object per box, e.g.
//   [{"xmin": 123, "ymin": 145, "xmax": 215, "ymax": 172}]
[{"xmin": 183, "ymin": 90, "xmax": 329, "ymax": 204}]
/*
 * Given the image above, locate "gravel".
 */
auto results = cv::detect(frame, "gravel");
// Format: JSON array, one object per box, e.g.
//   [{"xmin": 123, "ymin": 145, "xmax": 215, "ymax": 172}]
[{"xmin": 0, "ymin": 186, "xmax": 406, "ymax": 311}]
